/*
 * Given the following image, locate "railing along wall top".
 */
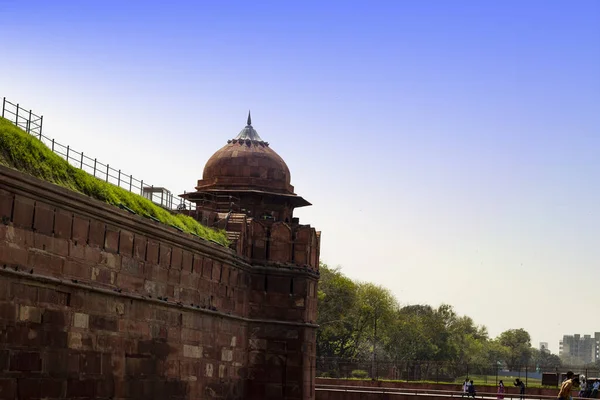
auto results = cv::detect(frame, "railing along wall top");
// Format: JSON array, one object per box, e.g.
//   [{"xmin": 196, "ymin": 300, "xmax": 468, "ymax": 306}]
[{"xmin": 0, "ymin": 97, "xmax": 232, "ymax": 213}]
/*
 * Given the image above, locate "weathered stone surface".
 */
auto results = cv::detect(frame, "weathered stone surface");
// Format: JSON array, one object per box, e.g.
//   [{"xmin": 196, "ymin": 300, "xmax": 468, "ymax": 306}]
[{"xmin": 0, "ymin": 165, "xmax": 319, "ymax": 400}]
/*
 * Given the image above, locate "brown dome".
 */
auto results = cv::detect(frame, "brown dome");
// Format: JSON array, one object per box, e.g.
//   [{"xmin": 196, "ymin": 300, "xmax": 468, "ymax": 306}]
[{"xmin": 196, "ymin": 113, "xmax": 295, "ymax": 194}]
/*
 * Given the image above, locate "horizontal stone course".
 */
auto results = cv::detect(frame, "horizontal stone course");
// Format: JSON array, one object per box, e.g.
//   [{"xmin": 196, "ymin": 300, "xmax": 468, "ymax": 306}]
[{"xmin": 0, "ymin": 165, "xmax": 318, "ymax": 399}]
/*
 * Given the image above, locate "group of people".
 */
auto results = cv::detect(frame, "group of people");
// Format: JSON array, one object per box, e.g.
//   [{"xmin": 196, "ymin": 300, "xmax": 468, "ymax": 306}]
[
  {"xmin": 462, "ymin": 378, "xmax": 525, "ymax": 399},
  {"xmin": 460, "ymin": 373, "xmax": 600, "ymax": 400},
  {"xmin": 559, "ymin": 372, "xmax": 600, "ymax": 400}
]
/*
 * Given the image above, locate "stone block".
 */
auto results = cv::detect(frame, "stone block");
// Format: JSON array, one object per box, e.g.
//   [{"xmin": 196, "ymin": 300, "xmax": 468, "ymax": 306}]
[
  {"xmin": 104, "ymin": 225, "xmax": 120, "ymax": 253},
  {"xmin": 41, "ymin": 379, "xmax": 65, "ymax": 398},
  {"xmin": 125, "ymin": 356, "xmax": 157, "ymax": 376},
  {"xmin": 183, "ymin": 344, "xmax": 203, "ymax": 359},
  {"xmin": 221, "ymin": 348, "xmax": 233, "ymax": 362},
  {"xmin": 9, "ymin": 351, "xmax": 42, "ymax": 371},
  {"xmin": 0, "ymin": 303, "xmax": 15, "ymax": 321},
  {"xmin": 17, "ymin": 378, "xmax": 42, "ymax": 400},
  {"xmin": 73, "ymin": 312, "xmax": 89, "ymax": 328},
  {"xmin": 41, "ymin": 308, "xmax": 68, "ymax": 327},
  {"xmin": 99, "ymin": 250, "xmax": 118, "ymax": 269},
  {"xmin": 67, "ymin": 332, "xmax": 83, "ymax": 349},
  {"xmin": 89, "ymin": 315, "xmax": 118, "ymax": 331},
  {"xmin": 0, "ymin": 378, "xmax": 16, "ymax": 400},
  {"xmin": 96, "ymin": 334, "xmax": 124, "ymax": 353},
  {"xmin": 96, "ymin": 378, "xmax": 115, "ymax": 398},
  {"xmin": 19, "ymin": 305, "xmax": 42, "ymax": 323},
  {"xmin": 12, "ymin": 195, "xmax": 35, "ymax": 229},
  {"xmin": 63, "ymin": 259, "xmax": 91, "ymax": 280},
  {"xmin": 168, "ymin": 267, "xmax": 181, "ymax": 285},
  {"xmin": 33, "ymin": 202, "xmax": 54, "ymax": 235},
  {"xmin": 53, "ymin": 210, "xmax": 72, "ymax": 239},
  {"xmin": 28, "ymin": 249, "xmax": 63, "ymax": 276},
  {"xmin": 204, "ymin": 362, "xmax": 214, "ymax": 377},
  {"xmin": 171, "ymin": 247, "xmax": 183, "ymax": 269},
  {"xmin": 121, "ymin": 255, "xmax": 143, "ymax": 276},
  {"xmin": 0, "ymin": 243, "xmax": 28, "ymax": 267},
  {"xmin": 10, "ymin": 282, "xmax": 37, "ymax": 303},
  {"xmin": 42, "ymin": 330, "xmax": 68, "ymax": 348},
  {"xmin": 116, "ymin": 272, "xmax": 144, "ymax": 292},
  {"xmin": 0, "ymin": 350, "xmax": 7, "ymax": 371},
  {"xmin": 88, "ymin": 218, "xmax": 105, "ymax": 248},
  {"xmin": 79, "ymin": 351, "xmax": 102, "ymax": 374},
  {"xmin": 118, "ymin": 229, "xmax": 134, "ymax": 256},
  {"xmin": 33, "ymin": 234, "xmax": 69, "ymax": 257},
  {"xmin": 0, "ymin": 189, "xmax": 13, "ymax": 221},
  {"xmin": 91, "ymin": 266, "xmax": 115, "ymax": 285},
  {"xmin": 146, "ymin": 240, "xmax": 159, "ymax": 264},
  {"xmin": 203, "ymin": 259, "xmax": 213, "ymax": 279},
  {"xmin": 181, "ymin": 250, "xmax": 193, "ymax": 271},
  {"xmin": 159, "ymin": 244, "xmax": 172, "ymax": 267},
  {"xmin": 71, "ymin": 215, "xmax": 89, "ymax": 244},
  {"xmin": 66, "ymin": 379, "xmax": 96, "ymax": 398},
  {"xmin": 133, "ymin": 234, "xmax": 147, "ymax": 260}
]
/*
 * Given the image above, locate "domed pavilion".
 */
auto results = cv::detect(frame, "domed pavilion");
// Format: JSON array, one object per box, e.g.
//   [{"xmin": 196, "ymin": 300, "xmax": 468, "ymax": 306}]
[{"xmin": 181, "ymin": 112, "xmax": 310, "ymax": 224}]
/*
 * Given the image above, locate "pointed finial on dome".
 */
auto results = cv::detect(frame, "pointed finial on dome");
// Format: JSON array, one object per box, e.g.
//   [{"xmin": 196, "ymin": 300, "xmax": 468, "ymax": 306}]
[{"xmin": 247, "ymin": 110, "xmax": 252, "ymax": 126}]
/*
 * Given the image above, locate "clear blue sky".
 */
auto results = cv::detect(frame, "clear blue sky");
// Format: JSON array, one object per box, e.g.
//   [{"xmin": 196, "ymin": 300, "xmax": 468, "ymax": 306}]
[{"xmin": 2, "ymin": 0, "xmax": 599, "ymax": 354}]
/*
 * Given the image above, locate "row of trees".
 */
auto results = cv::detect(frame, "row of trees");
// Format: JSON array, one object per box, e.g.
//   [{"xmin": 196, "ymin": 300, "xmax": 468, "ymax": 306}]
[{"xmin": 317, "ymin": 264, "xmax": 563, "ymax": 371}]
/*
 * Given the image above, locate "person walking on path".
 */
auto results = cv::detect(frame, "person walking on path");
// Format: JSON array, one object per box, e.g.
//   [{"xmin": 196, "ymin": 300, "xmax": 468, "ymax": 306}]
[
  {"xmin": 591, "ymin": 380, "xmax": 599, "ymax": 398},
  {"xmin": 558, "ymin": 371, "xmax": 577, "ymax": 400},
  {"xmin": 514, "ymin": 378, "xmax": 526, "ymax": 400},
  {"xmin": 468, "ymin": 380, "xmax": 476, "ymax": 398},
  {"xmin": 497, "ymin": 380, "xmax": 505, "ymax": 400}
]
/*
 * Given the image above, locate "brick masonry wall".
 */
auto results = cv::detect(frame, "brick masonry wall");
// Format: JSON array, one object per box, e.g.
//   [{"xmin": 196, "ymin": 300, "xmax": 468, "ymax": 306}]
[{"xmin": 0, "ymin": 166, "xmax": 319, "ymax": 399}]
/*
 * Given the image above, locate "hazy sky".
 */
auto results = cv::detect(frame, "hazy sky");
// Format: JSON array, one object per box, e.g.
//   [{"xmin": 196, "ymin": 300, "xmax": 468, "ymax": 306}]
[{"xmin": 1, "ymin": 0, "xmax": 599, "ymax": 354}]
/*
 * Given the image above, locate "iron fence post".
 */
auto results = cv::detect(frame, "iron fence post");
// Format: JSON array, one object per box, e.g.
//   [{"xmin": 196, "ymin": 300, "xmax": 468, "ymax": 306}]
[
  {"xmin": 106, "ymin": 164, "xmax": 109, "ymax": 182},
  {"xmin": 52, "ymin": 139, "xmax": 55, "ymax": 151},
  {"xmin": 140, "ymin": 180, "xmax": 143, "ymax": 195},
  {"xmin": 80, "ymin": 152, "xmax": 84, "ymax": 169},
  {"xmin": 27, "ymin": 110, "xmax": 32, "ymax": 133},
  {"xmin": 15, "ymin": 104, "xmax": 19, "ymax": 125},
  {"xmin": 2, "ymin": 97, "xmax": 5, "ymax": 118},
  {"xmin": 66, "ymin": 146, "xmax": 70, "ymax": 162},
  {"xmin": 93, "ymin": 158, "xmax": 97, "ymax": 177},
  {"xmin": 118, "ymin": 170, "xmax": 121, "ymax": 187},
  {"xmin": 39, "ymin": 115, "xmax": 43, "ymax": 137},
  {"xmin": 129, "ymin": 175, "xmax": 132, "ymax": 191}
]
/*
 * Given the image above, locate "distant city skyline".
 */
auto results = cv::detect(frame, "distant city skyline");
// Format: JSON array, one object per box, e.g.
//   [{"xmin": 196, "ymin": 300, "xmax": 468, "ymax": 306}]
[{"xmin": 1, "ymin": 0, "xmax": 599, "ymax": 354}]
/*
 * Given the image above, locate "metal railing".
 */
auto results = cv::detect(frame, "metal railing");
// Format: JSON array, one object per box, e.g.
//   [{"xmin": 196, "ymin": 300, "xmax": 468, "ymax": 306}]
[
  {"xmin": 317, "ymin": 358, "xmax": 600, "ymax": 387},
  {"xmin": 2, "ymin": 97, "xmax": 42, "ymax": 137},
  {"xmin": 314, "ymin": 384, "xmax": 564, "ymax": 400},
  {"xmin": 0, "ymin": 97, "xmax": 239, "ymax": 214}
]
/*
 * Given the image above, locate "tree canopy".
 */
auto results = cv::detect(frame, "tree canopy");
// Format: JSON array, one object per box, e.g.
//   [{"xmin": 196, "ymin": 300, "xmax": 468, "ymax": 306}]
[{"xmin": 316, "ymin": 263, "xmax": 563, "ymax": 375}]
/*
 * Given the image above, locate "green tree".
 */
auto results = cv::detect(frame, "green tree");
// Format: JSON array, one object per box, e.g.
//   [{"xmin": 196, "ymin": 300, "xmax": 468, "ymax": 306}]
[
  {"xmin": 355, "ymin": 282, "xmax": 397, "ymax": 376},
  {"xmin": 316, "ymin": 263, "xmax": 361, "ymax": 360},
  {"xmin": 498, "ymin": 329, "xmax": 532, "ymax": 370}
]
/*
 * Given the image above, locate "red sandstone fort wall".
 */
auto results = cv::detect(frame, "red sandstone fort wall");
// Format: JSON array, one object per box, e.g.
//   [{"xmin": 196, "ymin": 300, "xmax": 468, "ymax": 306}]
[{"xmin": 0, "ymin": 166, "xmax": 318, "ymax": 400}]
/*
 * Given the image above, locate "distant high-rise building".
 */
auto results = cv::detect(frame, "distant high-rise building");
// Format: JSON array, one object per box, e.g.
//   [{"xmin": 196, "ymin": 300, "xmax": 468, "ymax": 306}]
[{"xmin": 559, "ymin": 333, "xmax": 600, "ymax": 364}]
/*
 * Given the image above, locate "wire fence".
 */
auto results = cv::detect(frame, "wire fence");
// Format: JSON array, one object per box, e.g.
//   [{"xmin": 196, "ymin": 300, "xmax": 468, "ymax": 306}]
[
  {"xmin": 317, "ymin": 358, "xmax": 600, "ymax": 387},
  {"xmin": 1, "ymin": 97, "xmax": 241, "ymax": 215}
]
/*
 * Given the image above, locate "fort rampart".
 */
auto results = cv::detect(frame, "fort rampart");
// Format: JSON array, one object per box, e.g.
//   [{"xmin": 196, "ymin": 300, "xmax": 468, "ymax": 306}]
[{"xmin": 0, "ymin": 165, "xmax": 318, "ymax": 399}]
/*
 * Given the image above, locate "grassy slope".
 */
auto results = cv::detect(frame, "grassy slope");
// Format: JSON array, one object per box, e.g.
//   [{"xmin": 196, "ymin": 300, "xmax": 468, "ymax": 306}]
[{"xmin": 0, "ymin": 117, "xmax": 229, "ymax": 246}]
